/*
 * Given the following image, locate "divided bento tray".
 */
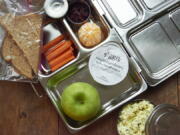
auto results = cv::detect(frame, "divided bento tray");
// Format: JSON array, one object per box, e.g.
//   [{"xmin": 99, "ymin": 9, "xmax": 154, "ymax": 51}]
[{"xmin": 38, "ymin": 0, "xmax": 180, "ymax": 133}]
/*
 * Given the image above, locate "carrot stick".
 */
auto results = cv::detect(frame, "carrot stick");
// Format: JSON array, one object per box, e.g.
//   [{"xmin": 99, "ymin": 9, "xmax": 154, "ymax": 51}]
[
  {"xmin": 51, "ymin": 55, "xmax": 75, "ymax": 72},
  {"xmin": 69, "ymin": 46, "xmax": 74, "ymax": 52},
  {"xmin": 45, "ymin": 40, "xmax": 66, "ymax": 56},
  {"xmin": 49, "ymin": 49, "xmax": 74, "ymax": 67},
  {"xmin": 43, "ymin": 35, "xmax": 65, "ymax": 53},
  {"xmin": 46, "ymin": 40, "xmax": 73, "ymax": 61}
]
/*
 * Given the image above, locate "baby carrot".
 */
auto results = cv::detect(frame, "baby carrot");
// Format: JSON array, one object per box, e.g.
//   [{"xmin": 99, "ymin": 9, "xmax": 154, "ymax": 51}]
[
  {"xmin": 43, "ymin": 35, "xmax": 65, "ymax": 53},
  {"xmin": 46, "ymin": 40, "xmax": 73, "ymax": 61},
  {"xmin": 49, "ymin": 49, "xmax": 74, "ymax": 67},
  {"xmin": 45, "ymin": 40, "xmax": 66, "ymax": 56},
  {"xmin": 69, "ymin": 46, "xmax": 74, "ymax": 52},
  {"xmin": 51, "ymin": 55, "xmax": 75, "ymax": 72}
]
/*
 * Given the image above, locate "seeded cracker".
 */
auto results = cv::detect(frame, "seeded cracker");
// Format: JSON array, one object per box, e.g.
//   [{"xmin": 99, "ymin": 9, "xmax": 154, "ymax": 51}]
[
  {"xmin": 0, "ymin": 13, "xmax": 42, "ymax": 74},
  {"xmin": 2, "ymin": 34, "xmax": 33, "ymax": 79}
]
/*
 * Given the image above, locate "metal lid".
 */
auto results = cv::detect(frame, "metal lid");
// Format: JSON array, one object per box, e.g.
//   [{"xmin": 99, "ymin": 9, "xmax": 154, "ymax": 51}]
[{"xmin": 146, "ymin": 104, "xmax": 180, "ymax": 135}]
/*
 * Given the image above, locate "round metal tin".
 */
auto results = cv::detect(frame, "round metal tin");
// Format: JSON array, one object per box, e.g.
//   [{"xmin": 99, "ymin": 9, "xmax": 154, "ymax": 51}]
[
  {"xmin": 67, "ymin": 0, "xmax": 91, "ymax": 25},
  {"xmin": 146, "ymin": 104, "xmax": 180, "ymax": 135}
]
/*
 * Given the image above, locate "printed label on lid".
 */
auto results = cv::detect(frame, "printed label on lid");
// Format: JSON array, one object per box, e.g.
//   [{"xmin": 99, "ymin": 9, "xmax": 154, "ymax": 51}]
[{"xmin": 89, "ymin": 44, "xmax": 129, "ymax": 86}]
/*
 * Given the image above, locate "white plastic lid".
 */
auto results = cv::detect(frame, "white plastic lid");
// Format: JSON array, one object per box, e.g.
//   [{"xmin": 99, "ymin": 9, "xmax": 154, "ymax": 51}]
[
  {"xmin": 89, "ymin": 44, "xmax": 129, "ymax": 86},
  {"xmin": 44, "ymin": 0, "xmax": 68, "ymax": 19}
]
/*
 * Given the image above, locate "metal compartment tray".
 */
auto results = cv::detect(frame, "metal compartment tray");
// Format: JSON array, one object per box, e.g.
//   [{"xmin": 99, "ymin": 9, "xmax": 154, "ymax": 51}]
[
  {"xmin": 99, "ymin": 0, "xmax": 180, "ymax": 85},
  {"xmin": 38, "ymin": 0, "xmax": 180, "ymax": 133}
]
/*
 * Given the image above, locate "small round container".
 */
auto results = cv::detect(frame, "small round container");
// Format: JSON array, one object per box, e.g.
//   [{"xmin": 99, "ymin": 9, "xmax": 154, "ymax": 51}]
[
  {"xmin": 44, "ymin": 0, "xmax": 69, "ymax": 19},
  {"xmin": 145, "ymin": 104, "xmax": 180, "ymax": 135},
  {"xmin": 67, "ymin": 1, "xmax": 91, "ymax": 25},
  {"xmin": 117, "ymin": 100, "xmax": 180, "ymax": 135},
  {"xmin": 89, "ymin": 44, "xmax": 129, "ymax": 86}
]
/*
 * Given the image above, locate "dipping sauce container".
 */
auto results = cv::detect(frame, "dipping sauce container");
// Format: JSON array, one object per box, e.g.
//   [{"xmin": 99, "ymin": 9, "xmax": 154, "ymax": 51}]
[
  {"xmin": 44, "ymin": 0, "xmax": 68, "ymax": 19},
  {"xmin": 67, "ymin": 1, "xmax": 91, "ymax": 25},
  {"xmin": 89, "ymin": 44, "xmax": 129, "ymax": 86}
]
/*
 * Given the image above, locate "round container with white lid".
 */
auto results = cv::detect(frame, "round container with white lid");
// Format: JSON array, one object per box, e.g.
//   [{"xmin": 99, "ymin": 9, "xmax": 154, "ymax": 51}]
[
  {"xmin": 44, "ymin": 0, "xmax": 69, "ymax": 19},
  {"xmin": 88, "ymin": 44, "xmax": 129, "ymax": 86}
]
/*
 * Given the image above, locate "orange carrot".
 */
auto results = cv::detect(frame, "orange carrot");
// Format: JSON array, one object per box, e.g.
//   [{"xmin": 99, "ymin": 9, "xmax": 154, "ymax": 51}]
[
  {"xmin": 51, "ymin": 55, "xmax": 75, "ymax": 72},
  {"xmin": 43, "ymin": 35, "xmax": 65, "ymax": 53},
  {"xmin": 69, "ymin": 46, "xmax": 74, "ymax": 52},
  {"xmin": 45, "ymin": 40, "xmax": 66, "ymax": 56},
  {"xmin": 46, "ymin": 40, "xmax": 73, "ymax": 61},
  {"xmin": 49, "ymin": 49, "xmax": 74, "ymax": 67}
]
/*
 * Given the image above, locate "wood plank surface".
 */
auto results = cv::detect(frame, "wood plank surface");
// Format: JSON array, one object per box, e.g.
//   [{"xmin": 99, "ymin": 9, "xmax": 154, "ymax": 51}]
[
  {"xmin": 178, "ymin": 73, "xmax": 180, "ymax": 106},
  {"xmin": 0, "ymin": 82, "xmax": 58, "ymax": 135},
  {"xmin": 0, "ymin": 0, "xmax": 179, "ymax": 133},
  {"xmin": 140, "ymin": 74, "xmax": 178, "ymax": 105},
  {"xmin": 59, "ymin": 74, "xmax": 179, "ymax": 135},
  {"xmin": 0, "ymin": 74, "xmax": 179, "ymax": 135}
]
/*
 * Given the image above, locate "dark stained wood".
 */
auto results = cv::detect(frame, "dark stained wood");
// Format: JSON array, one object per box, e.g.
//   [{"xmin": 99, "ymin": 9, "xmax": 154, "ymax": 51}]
[
  {"xmin": 59, "ymin": 75, "xmax": 179, "ymax": 135},
  {"xmin": 0, "ymin": 81, "xmax": 58, "ymax": 135},
  {"xmin": 59, "ymin": 110, "xmax": 119, "ymax": 135},
  {"xmin": 0, "ymin": 74, "xmax": 179, "ymax": 135},
  {"xmin": 178, "ymin": 73, "xmax": 180, "ymax": 106},
  {"xmin": 140, "ymin": 74, "xmax": 178, "ymax": 105}
]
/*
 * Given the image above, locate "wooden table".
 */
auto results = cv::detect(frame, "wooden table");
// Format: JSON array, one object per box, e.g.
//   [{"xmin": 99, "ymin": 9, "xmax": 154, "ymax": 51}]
[{"xmin": 0, "ymin": 73, "xmax": 180, "ymax": 135}]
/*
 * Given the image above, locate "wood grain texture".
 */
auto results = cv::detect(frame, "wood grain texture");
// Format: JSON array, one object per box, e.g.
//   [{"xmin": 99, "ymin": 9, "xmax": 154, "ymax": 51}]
[
  {"xmin": 0, "ymin": 82, "xmax": 58, "ymax": 135},
  {"xmin": 59, "ymin": 110, "xmax": 119, "ymax": 135},
  {"xmin": 139, "ymin": 74, "xmax": 178, "ymax": 105},
  {"xmin": 178, "ymin": 73, "xmax": 180, "ymax": 106},
  {"xmin": 0, "ymin": 75, "xmax": 179, "ymax": 135},
  {"xmin": 59, "ymin": 75, "xmax": 179, "ymax": 135}
]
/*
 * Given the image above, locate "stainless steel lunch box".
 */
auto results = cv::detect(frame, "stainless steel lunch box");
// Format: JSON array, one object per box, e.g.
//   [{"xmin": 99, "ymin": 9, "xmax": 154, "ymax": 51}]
[{"xmin": 37, "ymin": 0, "xmax": 180, "ymax": 133}]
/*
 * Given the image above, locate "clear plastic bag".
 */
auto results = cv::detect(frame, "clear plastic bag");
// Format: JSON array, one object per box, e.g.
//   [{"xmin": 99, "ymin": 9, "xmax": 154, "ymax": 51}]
[{"xmin": 0, "ymin": 0, "xmax": 44, "ymax": 82}]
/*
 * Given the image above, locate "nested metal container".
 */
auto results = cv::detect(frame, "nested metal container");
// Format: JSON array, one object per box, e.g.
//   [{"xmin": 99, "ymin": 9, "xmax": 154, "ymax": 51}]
[{"xmin": 38, "ymin": 0, "xmax": 180, "ymax": 133}]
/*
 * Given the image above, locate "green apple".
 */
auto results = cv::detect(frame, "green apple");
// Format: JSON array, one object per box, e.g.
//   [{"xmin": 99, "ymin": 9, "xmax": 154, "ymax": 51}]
[{"xmin": 61, "ymin": 82, "xmax": 101, "ymax": 122}]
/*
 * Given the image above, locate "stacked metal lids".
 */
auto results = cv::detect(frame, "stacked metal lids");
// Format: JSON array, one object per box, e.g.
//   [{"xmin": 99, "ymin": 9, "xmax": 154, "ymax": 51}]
[{"xmin": 146, "ymin": 104, "xmax": 180, "ymax": 135}]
